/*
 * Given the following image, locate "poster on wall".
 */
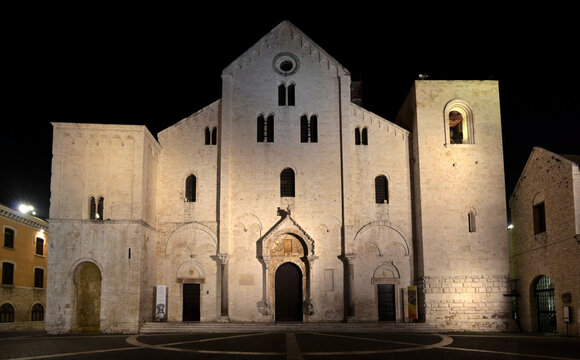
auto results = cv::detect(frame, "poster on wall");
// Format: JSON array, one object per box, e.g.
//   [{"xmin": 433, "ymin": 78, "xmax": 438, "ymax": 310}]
[
  {"xmin": 156, "ymin": 285, "xmax": 167, "ymax": 322},
  {"xmin": 408, "ymin": 285, "xmax": 418, "ymax": 320}
]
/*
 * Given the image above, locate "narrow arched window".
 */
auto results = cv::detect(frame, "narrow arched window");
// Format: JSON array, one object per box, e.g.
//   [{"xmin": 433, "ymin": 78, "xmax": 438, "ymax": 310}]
[
  {"xmin": 310, "ymin": 115, "xmax": 318, "ymax": 143},
  {"xmin": 278, "ymin": 84, "xmax": 286, "ymax": 106},
  {"xmin": 445, "ymin": 99, "xmax": 474, "ymax": 145},
  {"xmin": 266, "ymin": 114, "xmax": 274, "ymax": 142},
  {"xmin": 97, "ymin": 197, "xmax": 104, "ymax": 219},
  {"xmin": 205, "ymin": 127, "xmax": 210, "ymax": 145},
  {"xmin": 280, "ymin": 168, "xmax": 295, "ymax": 197},
  {"xmin": 287, "ymin": 83, "xmax": 295, "ymax": 106},
  {"xmin": 211, "ymin": 127, "xmax": 217, "ymax": 145},
  {"xmin": 31, "ymin": 303, "xmax": 44, "ymax": 321},
  {"xmin": 375, "ymin": 175, "xmax": 388, "ymax": 204},
  {"xmin": 89, "ymin": 197, "xmax": 96, "ymax": 220},
  {"xmin": 185, "ymin": 175, "xmax": 196, "ymax": 202},
  {"xmin": 361, "ymin": 127, "xmax": 368, "ymax": 145},
  {"xmin": 257, "ymin": 115, "xmax": 265, "ymax": 142},
  {"xmin": 0, "ymin": 303, "xmax": 14, "ymax": 323},
  {"xmin": 300, "ymin": 115, "xmax": 308, "ymax": 143},
  {"xmin": 355, "ymin": 127, "xmax": 361, "ymax": 145}
]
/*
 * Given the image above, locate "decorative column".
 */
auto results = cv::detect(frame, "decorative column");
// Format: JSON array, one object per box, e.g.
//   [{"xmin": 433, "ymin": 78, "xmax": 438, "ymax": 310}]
[
  {"xmin": 305, "ymin": 255, "xmax": 318, "ymax": 316},
  {"xmin": 218, "ymin": 253, "xmax": 230, "ymax": 322},
  {"xmin": 344, "ymin": 253, "xmax": 357, "ymax": 322},
  {"xmin": 258, "ymin": 256, "xmax": 271, "ymax": 316}
]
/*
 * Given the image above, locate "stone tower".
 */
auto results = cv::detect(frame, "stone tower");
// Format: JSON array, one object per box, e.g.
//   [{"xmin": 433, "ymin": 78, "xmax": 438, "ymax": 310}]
[{"xmin": 396, "ymin": 80, "xmax": 514, "ymax": 331}]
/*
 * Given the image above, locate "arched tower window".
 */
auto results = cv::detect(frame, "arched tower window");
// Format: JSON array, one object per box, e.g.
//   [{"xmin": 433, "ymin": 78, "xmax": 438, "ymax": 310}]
[
  {"xmin": 468, "ymin": 210, "xmax": 477, "ymax": 232},
  {"xmin": 375, "ymin": 175, "xmax": 388, "ymax": 204},
  {"xmin": 97, "ymin": 197, "xmax": 104, "ymax": 220},
  {"xmin": 280, "ymin": 168, "xmax": 295, "ymax": 197},
  {"xmin": 300, "ymin": 115, "xmax": 308, "ymax": 143},
  {"xmin": 89, "ymin": 197, "xmax": 96, "ymax": 220},
  {"xmin": 355, "ymin": 127, "xmax": 361, "ymax": 145},
  {"xmin": 445, "ymin": 99, "xmax": 474, "ymax": 145},
  {"xmin": 185, "ymin": 175, "xmax": 196, "ymax": 202}
]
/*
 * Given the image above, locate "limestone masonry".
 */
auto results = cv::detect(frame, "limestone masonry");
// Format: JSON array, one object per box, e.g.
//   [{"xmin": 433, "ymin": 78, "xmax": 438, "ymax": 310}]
[{"xmin": 46, "ymin": 21, "xmax": 514, "ymax": 333}]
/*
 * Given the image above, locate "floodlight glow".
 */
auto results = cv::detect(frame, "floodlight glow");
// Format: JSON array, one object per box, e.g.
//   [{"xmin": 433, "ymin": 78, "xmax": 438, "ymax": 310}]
[
  {"xmin": 18, "ymin": 204, "xmax": 35, "ymax": 214},
  {"xmin": 507, "ymin": 224, "xmax": 514, "ymax": 230}
]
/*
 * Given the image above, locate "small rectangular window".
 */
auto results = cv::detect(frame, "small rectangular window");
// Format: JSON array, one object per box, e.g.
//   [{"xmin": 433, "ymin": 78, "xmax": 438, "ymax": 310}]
[
  {"xmin": 3, "ymin": 228, "xmax": 14, "ymax": 248},
  {"xmin": 34, "ymin": 268, "xmax": 44, "ymax": 288},
  {"xmin": 533, "ymin": 202, "xmax": 546, "ymax": 234},
  {"xmin": 2, "ymin": 262, "xmax": 14, "ymax": 285},
  {"xmin": 468, "ymin": 212, "xmax": 476, "ymax": 232},
  {"xmin": 35, "ymin": 238, "xmax": 44, "ymax": 256}
]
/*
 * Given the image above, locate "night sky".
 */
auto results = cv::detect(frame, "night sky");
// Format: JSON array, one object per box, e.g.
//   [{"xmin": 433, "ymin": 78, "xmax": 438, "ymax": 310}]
[{"xmin": 2, "ymin": 6, "xmax": 578, "ymax": 220}]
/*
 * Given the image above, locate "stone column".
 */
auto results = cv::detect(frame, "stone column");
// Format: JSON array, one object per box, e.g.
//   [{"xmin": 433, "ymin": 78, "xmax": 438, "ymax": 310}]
[
  {"xmin": 218, "ymin": 253, "xmax": 230, "ymax": 322},
  {"xmin": 305, "ymin": 255, "xmax": 318, "ymax": 315},
  {"xmin": 259, "ymin": 256, "xmax": 271, "ymax": 316},
  {"xmin": 344, "ymin": 253, "xmax": 356, "ymax": 322}
]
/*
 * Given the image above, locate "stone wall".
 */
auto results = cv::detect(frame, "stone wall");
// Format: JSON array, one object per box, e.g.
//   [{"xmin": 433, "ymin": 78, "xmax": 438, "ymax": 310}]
[{"xmin": 509, "ymin": 147, "xmax": 580, "ymax": 336}]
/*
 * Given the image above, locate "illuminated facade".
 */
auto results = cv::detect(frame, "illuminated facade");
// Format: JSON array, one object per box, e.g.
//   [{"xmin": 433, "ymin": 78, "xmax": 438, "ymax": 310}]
[
  {"xmin": 509, "ymin": 147, "xmax": 580, "ymax": 336},
  {"xmin": 0, "ymin": 203, "xmax": 48, "ymax": 330},
  {"xmin": 46, "ymin": 21, "xmax": 513, "ymax": 333}
]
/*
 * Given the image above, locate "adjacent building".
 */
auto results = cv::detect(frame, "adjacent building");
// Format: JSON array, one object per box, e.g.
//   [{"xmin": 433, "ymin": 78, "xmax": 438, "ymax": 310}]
[
  {"xmin": 509, "ymin": 147, "xmax": 580, "ymax": 336},
  {"xmin": 46, "ymin": 21, "xmax": 514, "ymax": 333},
  {"xmin": 0, "ymin": 203, "xmax": 49, "ymax": 330}
]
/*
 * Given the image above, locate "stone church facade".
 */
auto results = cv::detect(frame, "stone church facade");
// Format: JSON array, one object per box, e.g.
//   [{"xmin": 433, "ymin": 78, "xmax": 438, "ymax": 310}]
[{"xmin": 46, "ymin": 21, "xmax": 513, "ymax": 333}]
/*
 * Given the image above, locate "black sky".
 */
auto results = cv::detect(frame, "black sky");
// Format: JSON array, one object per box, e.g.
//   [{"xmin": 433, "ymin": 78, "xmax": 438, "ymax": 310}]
[{"xmin": 2, "ymin": 6, "xmax": 578, "ymax": 219}]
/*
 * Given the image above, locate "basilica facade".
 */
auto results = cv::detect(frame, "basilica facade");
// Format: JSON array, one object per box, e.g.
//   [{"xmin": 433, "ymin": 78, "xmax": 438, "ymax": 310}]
[{"xmin": 46, "ymin": 21, "xmax": 513, "ymax": 333}]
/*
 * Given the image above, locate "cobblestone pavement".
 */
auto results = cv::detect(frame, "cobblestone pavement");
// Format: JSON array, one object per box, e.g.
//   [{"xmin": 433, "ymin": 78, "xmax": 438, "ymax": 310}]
[{"xmin": 0, "ymin": 331, "xmax": 579, "ymax": 359}]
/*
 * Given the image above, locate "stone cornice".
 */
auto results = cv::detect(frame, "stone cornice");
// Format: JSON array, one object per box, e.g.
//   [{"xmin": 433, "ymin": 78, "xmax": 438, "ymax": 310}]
[{"xmin": 0, "ymin": 204, "xmax": 48, "ymax": 231}]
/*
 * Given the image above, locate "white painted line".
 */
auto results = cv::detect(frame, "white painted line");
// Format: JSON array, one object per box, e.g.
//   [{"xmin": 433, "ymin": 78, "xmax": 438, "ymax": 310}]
[
  {"xmin": 442, "ymin": 346, "xmax": 579, "ymax": 360},
  {"xmin": 286, "ymin": 333, "xmax": 303, "ymax": 360}
]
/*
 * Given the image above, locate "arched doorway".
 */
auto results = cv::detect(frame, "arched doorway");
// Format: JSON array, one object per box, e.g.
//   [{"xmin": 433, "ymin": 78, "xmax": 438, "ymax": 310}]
[
  {"xmin": 73, "ymin": 262, "xmax": 102, "ymax": 332},
  {"xmin": 535, "ymin": 275, "xmax": 556, "ymax": 333},
  {"xmin": 275, "ymin": 262, "xmax": 303, "ymax": 322}
]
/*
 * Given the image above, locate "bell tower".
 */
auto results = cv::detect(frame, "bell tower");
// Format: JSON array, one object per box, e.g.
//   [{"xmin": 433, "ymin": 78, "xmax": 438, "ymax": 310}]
[{"xmin": 396, "ymin": 80, "xmax": 514, "ymax": 331}]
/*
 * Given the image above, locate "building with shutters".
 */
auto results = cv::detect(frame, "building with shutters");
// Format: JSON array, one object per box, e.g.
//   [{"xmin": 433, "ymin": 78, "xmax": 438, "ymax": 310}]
[
  {"xmin": 46, "ymin": 21, "xmax": 514, "ymax": 333},
  {"xmin": 0, "ymin": 203, "xmax": 48, "ymax": 330}
]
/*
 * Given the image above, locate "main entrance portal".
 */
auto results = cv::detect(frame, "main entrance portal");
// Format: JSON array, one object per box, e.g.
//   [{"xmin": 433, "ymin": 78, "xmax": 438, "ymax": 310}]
[
  {"xmin": 275, "ymin": 262, "xmax": 303, "ymax": 321},
  {"xmin": 183, "ymin": 284, "xmax": 200, "ymax": 321}
]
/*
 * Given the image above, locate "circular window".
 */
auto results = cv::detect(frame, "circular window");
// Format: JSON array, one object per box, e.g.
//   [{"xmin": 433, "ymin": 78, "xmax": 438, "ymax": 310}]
[{"xmin": 273, "ymin": 53, "xmax": 299, "ymax": 76}]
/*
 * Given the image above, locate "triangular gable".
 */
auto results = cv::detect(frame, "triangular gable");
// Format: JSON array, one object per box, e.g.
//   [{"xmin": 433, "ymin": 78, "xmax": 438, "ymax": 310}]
[
  {"xmin": 257, "ymin": 208, "xmax": 316, "ymax": 259},
  {"xmin": 510, "ymin": 146, "xmax": 579, "ymax": 201},
  {"xmin": 222, "ymin": 20, "xmax": 349, "ymax": 77}
]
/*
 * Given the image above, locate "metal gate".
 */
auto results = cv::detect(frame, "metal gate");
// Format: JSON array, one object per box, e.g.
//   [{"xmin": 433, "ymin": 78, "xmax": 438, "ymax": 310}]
[
  {"xmin": 535, "ymin": 275, "xmax": 556, "ymax": 333},
  {"xmin": 378, "ymin": 284, "xmax": 396, "ymax": 321}
]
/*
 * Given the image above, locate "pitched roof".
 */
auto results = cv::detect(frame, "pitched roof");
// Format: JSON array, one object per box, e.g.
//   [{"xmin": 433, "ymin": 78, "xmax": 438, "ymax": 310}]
[{"xmin": 222, "ymin": 20, "xmax": 349, "ymax": 76}]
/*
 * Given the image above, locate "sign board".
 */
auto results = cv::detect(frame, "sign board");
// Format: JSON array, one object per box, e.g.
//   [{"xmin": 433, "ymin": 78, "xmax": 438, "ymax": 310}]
[
  {"xmin": 155, "ymin": 285, "xmax": 167, "ymax": 322},
  {"xmin": 408, "ymin": 285, "xmax": 418, "ymax": 320}
]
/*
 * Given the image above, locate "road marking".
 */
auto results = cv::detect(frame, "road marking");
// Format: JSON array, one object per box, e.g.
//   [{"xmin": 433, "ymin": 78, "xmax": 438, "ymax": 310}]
[
  {"xmin": 286, "ymin": 332, "xmax": 303, "ymax": 360},
  {"xmin": 3, "ymin": 346, "xmax": 138, "ymax": 360},
  {"xmin": 442, "ymin": 346, "xmax": 579, "ymax": 360}
]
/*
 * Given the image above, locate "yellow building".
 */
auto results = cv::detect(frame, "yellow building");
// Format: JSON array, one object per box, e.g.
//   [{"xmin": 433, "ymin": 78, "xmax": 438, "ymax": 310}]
[{"xmin": 0, "ymin": 203, "xmax": 48, "ymax": 330}]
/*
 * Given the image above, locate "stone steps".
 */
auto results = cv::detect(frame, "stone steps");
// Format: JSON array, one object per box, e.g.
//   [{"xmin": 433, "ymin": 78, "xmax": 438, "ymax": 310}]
[{"xmin": 139, "ymin": 321, "xmax": 443, "ymax": 334}]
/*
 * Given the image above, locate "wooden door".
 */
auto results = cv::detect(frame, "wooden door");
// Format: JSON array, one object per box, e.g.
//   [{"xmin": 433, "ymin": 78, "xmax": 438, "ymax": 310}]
[
  {"xmin": 183, "ymin": 283, "xmax": 200, "ymax": 321},
  {"xmin": 275, "ymin": 262, "xmax": 303, "ymax": 321}
]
